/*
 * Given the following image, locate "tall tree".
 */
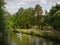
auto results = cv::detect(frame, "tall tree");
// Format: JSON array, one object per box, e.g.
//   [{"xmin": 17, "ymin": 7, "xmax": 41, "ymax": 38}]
[
  {"xmin": 13, "ymin": 7, "xmax": 24, "ymax": 29},
  {"xmin": 49, "ymin": 3, "xmax": 60, "ymax": 15},
  {"xmin": 35, "ymin": 4, "xmax": 43, "ymax": 29},
  {"xmin": 52, "ymin": 10, "xmax": 60, "ymax": 31},
  {"xmin": 35, "ymin": 4, "xmax": 43, "ymax": 15},
  {"xmin": 0, "ymin": 0, "xmax": 7, "ymax": 45},
  {"xmin": 13, "ymin": 7, "xmax": 35, "ymax": 29},
  {"xmin": 46, "ymin": 4, "xmax": 60, "ymax": 30}
]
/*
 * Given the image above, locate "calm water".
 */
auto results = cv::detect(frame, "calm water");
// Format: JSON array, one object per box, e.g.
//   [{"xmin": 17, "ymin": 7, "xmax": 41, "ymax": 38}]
[{"xmin": 9, "ymin": 32, "xmax": 60, "ymax": 45}]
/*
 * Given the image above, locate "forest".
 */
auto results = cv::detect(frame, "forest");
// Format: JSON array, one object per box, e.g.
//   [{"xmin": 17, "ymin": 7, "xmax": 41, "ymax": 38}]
[{"xmin": 8, "ymin": 3, "xmax": 60, "ymax": 31}]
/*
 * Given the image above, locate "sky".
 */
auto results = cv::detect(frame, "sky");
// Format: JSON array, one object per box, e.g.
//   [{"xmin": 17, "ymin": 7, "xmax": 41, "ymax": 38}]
[{"xmin": 5, "ymin": 0, "xmax": 60, "ymax": 14}]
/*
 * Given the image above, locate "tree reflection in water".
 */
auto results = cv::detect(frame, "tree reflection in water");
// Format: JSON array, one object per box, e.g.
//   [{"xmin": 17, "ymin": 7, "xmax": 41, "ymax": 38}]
[{"xmin": 9, "ymin": 33, "xmax": 60, "ymax": 45}]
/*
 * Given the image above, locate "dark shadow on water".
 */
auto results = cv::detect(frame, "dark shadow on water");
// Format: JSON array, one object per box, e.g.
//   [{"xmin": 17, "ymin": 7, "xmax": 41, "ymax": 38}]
[{"xmin": 0, "ymin": 41, "xmax": 4, "ymax": 45}]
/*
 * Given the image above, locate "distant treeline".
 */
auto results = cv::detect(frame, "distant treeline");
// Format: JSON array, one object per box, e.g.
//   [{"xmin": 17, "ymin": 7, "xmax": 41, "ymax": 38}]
[{"xmin": 7, "ymin": 3, "xmax": 60, "ymax": 31}]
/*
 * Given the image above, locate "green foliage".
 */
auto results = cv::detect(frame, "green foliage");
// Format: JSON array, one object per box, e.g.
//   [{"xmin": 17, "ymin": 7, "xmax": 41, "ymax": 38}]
[
  {"xmin": 0, "ymin": 0, "xmax": 6, "ymax": 32},
  {"xmin": 35, "ymin": 4, "xmax": 43, "ymax": 15},
  {"xmin": 12, "ymin": 7, "xmax": 36, "ymax": 29},
  {"xmin": 0, "ymin": 0, "xmax": 5, "ymax": 7},
  {"xmin": 9, "ymin": 3, "xmax": 60, "ymax": 31},
  {"xmin": 46, "ymin": 4, "xmax": 60, "ymax": 31},
  {"xmin": 49, "ymin": 3, "xmax": 60, "ymax": 15},
  {"xmin": 0, "ymin": 0, "xmax": 8, "ymax": 44},
  {"xmin": 34, "ymin": 4, "xmax": 43, "ymax": 29},
  {"xmin": 6, "ymin": 14, "xmax": 14, "ymax": 29},
  {"xmin": 13, "ymin": 4, "xmax": 44, "ymax": 29},
  {"xmin": 52, "ymin": 10, "xmax": 60, "ymax": 30}
]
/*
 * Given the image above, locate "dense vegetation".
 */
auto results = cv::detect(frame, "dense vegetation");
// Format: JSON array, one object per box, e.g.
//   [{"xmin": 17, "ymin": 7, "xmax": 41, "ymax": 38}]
[
  {"xmin": 0, "ymin": 0, "xmax": 9, "ymax": 45},
  {"xmin": 10, "ymin": 4, "xmax": 46, "ymax": 29},
  {"xmin": 46, "ymin": 4, "xmax": 60, "ymax": 31},
  {"xmin": 9, "ymin": 4, "xmax": 60, "ymax": 31}
]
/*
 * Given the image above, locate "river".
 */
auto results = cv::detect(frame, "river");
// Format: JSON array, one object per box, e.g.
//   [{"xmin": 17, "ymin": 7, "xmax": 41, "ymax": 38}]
[{"xmin": 8, "ymin": 32, "xmax": 60, "ymax": 45}]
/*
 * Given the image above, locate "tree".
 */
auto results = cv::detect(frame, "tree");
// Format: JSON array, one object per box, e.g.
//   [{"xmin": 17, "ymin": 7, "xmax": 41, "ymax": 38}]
[
  {"xmin": 49, "ymin": 3, "xmax": 60, "ymax": 15},
  {"xmin": 19, "ymin": 8, "xmax": 34, "ymax": 29},
  {"xmin": 47, "ymin": 4, "xmax": 60, "ymax": 31},
  {"xmin": 13, "ymin": 7, "xmax": 24, "ymax": 29},
  {"xmin": 13, "ymin": 4, "xmax": 44, "ymax": 29},
  {"xmin": 35, "ymin": 4, "xmax": 43, "ymax": 15},
  {"xmin": 45, "ymin": 9, "xmax": 48, "ymax": 15},
  {"xmin": 52, "ymin": 10, "xmax": 60, "ymax": 31},
  {"xmin": 13, "ymin": 7, "xmax": 34, "ymax": 29},
  {"xmin": 35, "ymin": 4, "xmax": 43, "ymax": 29},
  {"xmin": 47, "ymin": 4, "xmax": 60, "ymax": 25},
  {"xmin": 0, "ymin": 0, "xmax": 8, "ymax": 45}
]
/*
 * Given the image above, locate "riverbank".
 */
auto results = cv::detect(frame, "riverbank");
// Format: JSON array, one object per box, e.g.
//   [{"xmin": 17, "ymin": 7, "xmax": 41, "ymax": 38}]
[{"xmin": 20, "ymin": 29, "xmax": 60, "ymax": 41}]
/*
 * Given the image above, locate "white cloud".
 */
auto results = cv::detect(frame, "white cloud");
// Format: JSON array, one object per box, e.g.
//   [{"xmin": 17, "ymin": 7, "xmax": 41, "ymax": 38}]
[
  {"xmin": 41, "ymin": 0, "xmax": 47, "ymax": 4},
  {"xmin": 57, "ymin": 2, "xmax": 60, "ymax": 4},
  {"xmin": 5, "ymin": 0, "xmax": 60, "ymax": 14}
]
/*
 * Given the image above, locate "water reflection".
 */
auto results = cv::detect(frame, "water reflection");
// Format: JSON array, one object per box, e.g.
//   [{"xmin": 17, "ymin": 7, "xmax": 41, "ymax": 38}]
[
  {"xmin": 36, "ymin": 38, "xmax": 40, "ymax": 45},
  {"xmin": 9, "ymin": 32, "xmax": 60, "ymax": 45},
  {"xmin": 43, "ymin": 40, "xmax": 46, "ymax": 45},
  {"xmin": 49, "ymin": 41, "xmax": 52, "ymax": 45},
  {"xmin": 11, "ymin": 41, "xmax": 17, "ymax": 45}
]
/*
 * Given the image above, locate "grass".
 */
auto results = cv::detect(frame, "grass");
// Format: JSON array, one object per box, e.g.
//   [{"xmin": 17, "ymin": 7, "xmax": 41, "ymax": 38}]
[{"xmin": 20, "ymin": 29, "xmax": 60, "ymax": 41}]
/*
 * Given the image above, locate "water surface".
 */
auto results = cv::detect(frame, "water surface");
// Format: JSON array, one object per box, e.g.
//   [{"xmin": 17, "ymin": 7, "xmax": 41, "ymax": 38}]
[{"xmin": 9, "ymin": 32, "xmax": 60, "ymax": 45}]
